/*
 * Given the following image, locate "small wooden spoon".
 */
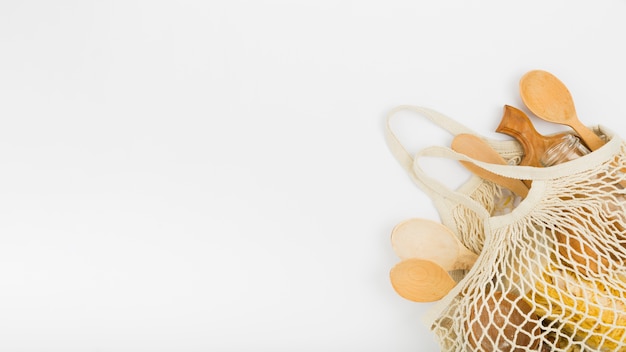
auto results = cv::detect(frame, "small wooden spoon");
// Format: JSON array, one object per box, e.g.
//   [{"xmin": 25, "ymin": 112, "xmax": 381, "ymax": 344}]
[
  {"xmin": 391, "ymin": 218, "xmax": 478, "ymax": 271},
  {"xmin": 519, "ymin": 70, "xmax": 605, "ymax": 151},
  {"xmin": 389, "ymin": 258, "xmax": 456, "ymax": 302},
  {"xmin": 496, "ymin": 105, "xmax": 569, "ymax": 168},
  {"xmin": 451, "ymin": 133, "xmax": 529, "ymax": 198}
]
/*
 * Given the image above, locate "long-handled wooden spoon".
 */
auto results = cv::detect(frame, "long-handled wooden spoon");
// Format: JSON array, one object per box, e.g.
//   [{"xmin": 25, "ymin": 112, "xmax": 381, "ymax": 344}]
[
  {"xmin": 389, "ymin": 258, "xmax": 456, "ymax": 302},
  {"xmin": 451, "ymin": 133, "xmax": 529, "ymax": 199},
  {"xmin": 496, "ymin": 105, "xmax": 569, "ymax": 168},
  {"xmin": 519, "ymin": 70, "xmax": 605, "ymax": 151},
  {"xmin": 391, "ymin": 218, "xmax": 478, "ymax": 271},
  {"xmin": 520, "ymin": 70, "xmax": 626, "ymax": 189}
]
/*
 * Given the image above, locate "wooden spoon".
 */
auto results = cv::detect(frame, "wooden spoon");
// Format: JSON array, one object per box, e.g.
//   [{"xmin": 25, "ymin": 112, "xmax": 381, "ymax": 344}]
[
  {"xmin": 389, "ymin": 258, "xmax": 456, "ymax": 302},
  {"xmin": 391, "ymin": 218, "xmax": 478, "ymax": 271},
  {"xmin": 519, "ymin": 70, "xmax": 605, "ymax": 151},
  {"xmin": 496, "ymin": 105, "xmax": 569, "ymax": 168},
  {"xmin": 451, "ymin": 133, "xmax": 529, "ymax": 199}
]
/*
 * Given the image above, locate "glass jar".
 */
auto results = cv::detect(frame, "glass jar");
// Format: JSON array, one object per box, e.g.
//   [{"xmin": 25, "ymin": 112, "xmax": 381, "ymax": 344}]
[{"xmin": 540, "ymin": 134, "xmax": 590, "ymax": 167}]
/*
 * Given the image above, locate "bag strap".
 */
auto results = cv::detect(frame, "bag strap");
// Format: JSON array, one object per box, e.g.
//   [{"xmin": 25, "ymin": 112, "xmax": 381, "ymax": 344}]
[
  {"xmin": 416, "ymin": 137, "xmax": 623, "ymax": 182},
  {"xmin": 385, "ymin": 105, "xmax": 623, "ymax": 219},
  {"xmin": 386, "ymin": 105, "xmax": 526, "ymax": 172},
  {"xmin": 385, "ymin": 105, "xmax": 479, "ymax": 175},
  {"xmin": 386, "ymin": 105, "xmax": 513, "ymax": 220},
  {"xmin": 411, "ymin": 146, "xmax": 494, "ymax": 219}
]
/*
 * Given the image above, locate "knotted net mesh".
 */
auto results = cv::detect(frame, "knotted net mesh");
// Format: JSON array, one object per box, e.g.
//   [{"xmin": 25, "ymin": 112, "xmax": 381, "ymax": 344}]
[{"xmin": 431, "ymin": 143, "xmax": 626, "ymax": 351}]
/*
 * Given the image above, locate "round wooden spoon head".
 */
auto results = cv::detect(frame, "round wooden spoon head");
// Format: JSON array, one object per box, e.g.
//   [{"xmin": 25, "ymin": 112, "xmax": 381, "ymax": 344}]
[
  {"xmin": 389, "ymin": 258, "xmax": 456, "ymax": 302},
  {"xmin": 391, "ymin": 218, "xmax": 477, "ymax": 271},
  {"xmin": 451, "ymin": 134, "xmax": 529, "ymax": 198},
  {"xmin": 519, "ymin": 70, "xmax": 605, "ymax": 151},
  {"xmin": 519, "ymin": 70, "xmax": 577, "ymax": 125}
]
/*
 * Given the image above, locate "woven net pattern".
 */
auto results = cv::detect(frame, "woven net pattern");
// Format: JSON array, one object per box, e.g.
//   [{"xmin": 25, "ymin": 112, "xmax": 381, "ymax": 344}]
[
  {"xmin": 432, "ymin": 142, "xmax": 626, "ymax": 351},
  {"xmin": 449, "ymin": 152, "xmax": 523, "ymax": 255}
]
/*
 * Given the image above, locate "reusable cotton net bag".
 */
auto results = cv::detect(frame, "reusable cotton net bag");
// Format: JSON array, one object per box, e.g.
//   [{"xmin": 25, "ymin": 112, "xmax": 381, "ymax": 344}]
[
  {"xmin": 386, "ymin": 106, "xmax": 525, "ymax": 258},
  {"xmin": 386, "ymin": 105, "xmax": 626, "ymax": 351}
]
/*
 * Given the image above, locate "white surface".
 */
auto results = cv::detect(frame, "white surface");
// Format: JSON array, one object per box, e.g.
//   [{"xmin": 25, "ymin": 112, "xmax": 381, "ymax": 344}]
[{"xmin": 1, "ymin": 1, "xmax": 626, "ymax": 351}]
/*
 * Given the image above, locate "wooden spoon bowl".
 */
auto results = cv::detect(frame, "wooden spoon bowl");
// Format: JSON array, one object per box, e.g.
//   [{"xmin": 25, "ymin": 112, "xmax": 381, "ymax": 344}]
[
  {"xmin": 519, "ymin": 70, "xmax": 605, "ymax": 151},
  {"xmin": 391, "ymin": 218, "xmax": 477, "ymax": 271},
  {"xmin": 389, "ymin": 258, "xmax": 456, "ymax": 302}
]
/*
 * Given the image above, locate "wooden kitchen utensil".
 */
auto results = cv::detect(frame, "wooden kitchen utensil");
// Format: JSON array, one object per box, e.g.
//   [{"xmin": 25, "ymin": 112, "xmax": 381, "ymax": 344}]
[
  {"xmin": 389, "ymin": 258, "xmax": 456, "ymax": 302},
  {"xmin": 391, "ymin": 218, "xmax": 478, "ymax": 271},
  {"xmin": 451, "ymin": 133, "xmax": 529, "ymax": 198},
  {"xmin": 519, "ymin": 70, "xmax": 605, "ymax": 151},
  {"xmin": 496, "ymin": 105, "xmax": 569, "ymax": 168},
  {"xmin": 520, "ymin": 70, "xmax": 626, "ymax": 188}
]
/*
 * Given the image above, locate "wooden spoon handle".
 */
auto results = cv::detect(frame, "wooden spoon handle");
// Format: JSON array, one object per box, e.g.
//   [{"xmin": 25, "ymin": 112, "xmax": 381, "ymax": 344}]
[
  {"xmin": 454, "ymin": 249, "xmax": 479, "ymax": 271},
  {"xmin": 519, "ymin": 70, "xmax": 607, "ymax": 152},
  {"xmin": 569, "ymin": 118, "xmax": 626, "ymax": 189},
  {"xmin": 389, "ymin": 258, "xmax": 456, "ymax": 302},
  {"xmin": 451, "ymin": 134, "xmax": 529, "ymax": 199},
  {"xmin": 569, "ymin": 118, "xmax": 606, "ymax": 151}
]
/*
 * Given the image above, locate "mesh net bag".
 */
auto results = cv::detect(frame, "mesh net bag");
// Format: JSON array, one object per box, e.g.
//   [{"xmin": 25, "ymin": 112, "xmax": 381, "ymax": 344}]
[
  {"xmin": 386, "ymin": 106, "xmax": 525, "ymax": 259},
  {"xmin": 389, "ymin": 106, "xmax": 626, "ymax": 351}
]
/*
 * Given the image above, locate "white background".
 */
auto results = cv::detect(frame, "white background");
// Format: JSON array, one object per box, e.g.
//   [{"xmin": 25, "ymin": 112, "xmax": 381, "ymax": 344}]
[{"xmin": 1, "ymin": 1, "xmax": 626, "ymax": 351}]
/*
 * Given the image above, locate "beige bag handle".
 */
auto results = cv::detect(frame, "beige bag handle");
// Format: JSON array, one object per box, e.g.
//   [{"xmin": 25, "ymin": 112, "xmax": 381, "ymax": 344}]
[
  {"xmin": 385, "ymin": 105, "xmax": 521, "ymax": 222},
  {"xmin": 385, "ymin": 105, "xmax": 478, "ymax": 172},
  {"xmin": 385, "ymin": 106, "xmax": 621, "ymax": 220}
]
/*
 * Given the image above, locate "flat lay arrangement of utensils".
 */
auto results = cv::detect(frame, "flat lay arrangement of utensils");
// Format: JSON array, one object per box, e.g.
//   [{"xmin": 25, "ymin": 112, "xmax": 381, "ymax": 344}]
[
  {"xmin": 390, "ymin": 69, "xmax": 618, "ymax": 303},
  {"xmin": 387, "ymin": 70, "xmax": 626, "ymax": 351}
]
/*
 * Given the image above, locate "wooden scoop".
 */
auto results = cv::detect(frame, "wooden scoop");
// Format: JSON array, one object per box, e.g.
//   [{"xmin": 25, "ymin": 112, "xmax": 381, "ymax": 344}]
[
  {"xmin": 520, "ymin": 70, "xmax": 626, "ymax": 187},
  {"xmin": 496, "ymin": 105, "xmax": 569, "ymax": 167},
  {"xmin": 519, "ymin": 70, "xmax": 605, "ymax": 151},
  {"xmin": 389, "ymin": 258, "xmax": 456, "ymax": 302},
  {"xmin": 391, "ymin": 218, "xmax": 478, "ymax": 271},
  {"xmin": 451, "ymin": 133, "xmax": 529, "ymax": 198}
]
